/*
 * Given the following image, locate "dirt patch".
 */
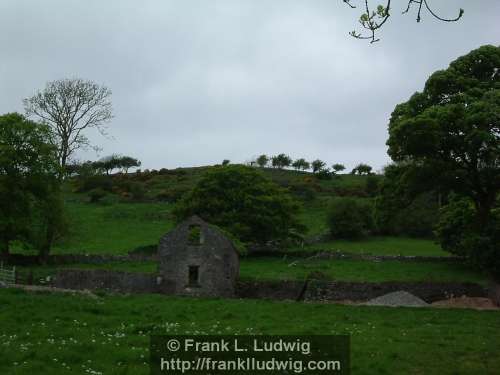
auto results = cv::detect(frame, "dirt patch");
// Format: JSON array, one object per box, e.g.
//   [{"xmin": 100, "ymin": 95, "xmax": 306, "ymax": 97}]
[{"xmin": 432, "ymin": 297, "xmax": 499, "ymax": 310}]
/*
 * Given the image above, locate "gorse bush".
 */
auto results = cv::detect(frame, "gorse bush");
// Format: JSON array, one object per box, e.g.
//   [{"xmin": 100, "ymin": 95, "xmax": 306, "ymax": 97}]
[{"xmin": 327, "ymin": 198, "xmax": 374, "ymax": 239}]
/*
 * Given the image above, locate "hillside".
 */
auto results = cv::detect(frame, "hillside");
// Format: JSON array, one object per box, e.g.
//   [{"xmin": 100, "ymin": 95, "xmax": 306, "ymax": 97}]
[{"xmin": 21, "ymin": 165, "xmax": 445, "ymax": 256}]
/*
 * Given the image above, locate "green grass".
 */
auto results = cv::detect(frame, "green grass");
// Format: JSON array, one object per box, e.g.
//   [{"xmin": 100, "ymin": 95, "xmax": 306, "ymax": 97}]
[
  {"xmin": 240, "ymin": 258, "xmax": 488, "ymax": 285},
  {"xmin": 17, "ymin": 257, "xmax": 488, "ymax": 285},
  {"xmin": 13, "ymin": 169, "xmax": 428, "ymax": 257},
  {"xmin": 298, "ymin": 236, "xmax": 447, "ymax": 257},
  {"xmin": 16, "ymin": 198, "xmax": 445, "ymax": 258},
  {"xmin": 299, "ymin": 197, "xmax": 332, "ymax": 235},
  {"xmin": 51, "ymin": 201, "xmax": 174, "ymax": 255},
  {"xmin": 0, "ymin": 289, "xmax": 498, "ymax": 374}
]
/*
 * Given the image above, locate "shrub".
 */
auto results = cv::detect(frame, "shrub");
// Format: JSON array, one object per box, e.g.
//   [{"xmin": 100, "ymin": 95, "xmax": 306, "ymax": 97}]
[
  {"xmin": 327, "ymin": 198, "xmax": 374, "ymax": 239},
  {"xmin": 88, "ymin": 188, "xmax": 107, "ymax": 203},
  {"xmin": 173, "ymin": 165, "xmax": 305, "ymax": 244},
  {"xmin": 79, "ymin": 175, "xmax": 113, "ymax": 193},
  {"xmin": 316, "ymin": 169, "xmax": 332, "ymax": 180},
  {"xmin": 435, "ymin": 197, "xmax": 500, "ymax": 278},
  {"xmin": 155, "ymin": 188, "xmax": 185, "ymax": 203}
]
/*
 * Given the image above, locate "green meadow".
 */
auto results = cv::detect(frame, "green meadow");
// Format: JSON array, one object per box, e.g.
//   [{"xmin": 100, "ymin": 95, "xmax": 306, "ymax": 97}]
[{"xmin": 0, "ymin": 289, "xmax": 499, "ymax": 375}]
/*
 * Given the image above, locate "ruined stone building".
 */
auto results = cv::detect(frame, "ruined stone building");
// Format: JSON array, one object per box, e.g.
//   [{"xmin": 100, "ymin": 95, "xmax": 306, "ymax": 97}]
[{"xmin": 158, "ymin": 215, "xmax": 239, "ymax": 297}]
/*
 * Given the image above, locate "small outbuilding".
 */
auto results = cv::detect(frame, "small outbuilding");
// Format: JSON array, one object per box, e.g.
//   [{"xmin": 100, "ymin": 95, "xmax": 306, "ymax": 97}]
[{"xmin": 157, "ymin": 215, "xmax": 239, "ymax": 298}]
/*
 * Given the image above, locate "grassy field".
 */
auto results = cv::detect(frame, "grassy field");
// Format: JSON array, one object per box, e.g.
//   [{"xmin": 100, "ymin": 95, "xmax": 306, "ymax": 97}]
[
  {"xmin": 0, "ymin": 289, "xmax": 498, "ymax": 375},
  {"xmin": 11, "ymin": 198, "xmax": 445, "ymax": 257},
  {"xmin": 240, "ymin": 258, "xmax": 488, "ymax": 284},
  {"xmin": 17, "ymin": 257, "xmax": 488, "ymax": 286},
  {"xmin": 298, "ymin": 237, "xmax": 447, "ymax": 257},
  {"xmin": 52, "ymin": 201, "xmax": 174, "ymax": 255}
]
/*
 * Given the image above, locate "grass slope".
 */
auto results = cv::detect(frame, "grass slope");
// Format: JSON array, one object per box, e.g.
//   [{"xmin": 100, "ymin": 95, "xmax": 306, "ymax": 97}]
[
  {"xmin": 53, "ymin": 201, "xmax": 174, "ymax": 254},
  {"xmin": 0, "ymin": 289, "xmax": 498, "ymax": 375},
  {"xmin": 20, "ymin": 198, "xmax": 442, "ymax": 257},
  {"xmin": 298, "ymin": 237, "xmax": 446, "ymax": 257}
]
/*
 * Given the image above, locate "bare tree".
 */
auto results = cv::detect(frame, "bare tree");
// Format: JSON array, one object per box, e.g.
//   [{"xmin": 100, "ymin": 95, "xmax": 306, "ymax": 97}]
[{"xmin": 24, "ymin": 78, "xmax": 113, "ymax": 175}]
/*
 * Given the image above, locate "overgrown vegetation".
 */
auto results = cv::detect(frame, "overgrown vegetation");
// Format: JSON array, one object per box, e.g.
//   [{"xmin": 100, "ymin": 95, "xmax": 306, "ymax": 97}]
[
  {"xmin": 327, "ymin": 198, "xmax": 374, "ymax": 239},
  {"xmin": 173, "ymin": 165, "xmax": 306, "ymax": 244},
  {"xmin": 0, "ymin": 113, "xmax": 64, "ymax": 258}
]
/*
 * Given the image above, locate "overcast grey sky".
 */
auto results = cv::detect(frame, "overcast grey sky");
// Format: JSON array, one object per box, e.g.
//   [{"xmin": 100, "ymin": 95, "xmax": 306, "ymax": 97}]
[{"xmin": 1, "ymin": 1, "xmax": 499, "ymax": 171}]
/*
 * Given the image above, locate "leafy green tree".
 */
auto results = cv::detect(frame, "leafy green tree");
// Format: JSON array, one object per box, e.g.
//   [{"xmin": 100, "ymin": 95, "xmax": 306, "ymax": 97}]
[
  {"xmin": 332, "ymin": 163, "xmax": 346, "ymax": 173},
  {"xmin": 387, "ymin": 45, "xmax": 499, "ymax": 226},
  {"xmin": 351, "ymin": 163, "xmax": 373, "ymax": 175},
  {"xmin": 221, "ymin": 159, "xmax": 230, "ymax": 166},
  {"xmin": 96, "ymin": 154, "xmax": 122, "ymax": 175},
  {"xmin": 256, "ymin": 154, "xmax": 269, "ymax": 168},
  {"xmin": 0, "ymin": 113, "xmax": 62, "ymax": 257},
  {"xmin": 281, "ymin": 154, "xmax": 292, "ymax": 168},
  {"xmin": 311, "ymin": 159, "xmax": 326, "ymax": 173},
  {"xmin": 374, "ymin": 164, "xmax": 439, "ymax": 237},
  {"xmin": 173, "ymin": 165, "xmax": 305, "ymax": 243},
  {"xmin": 386, "ymin": 45, "xmax": 500, "ymax": 273},
  {"xmin": 271, "ymin": 154, "xmax": 292, "ymax": 169},
  {"xmin": 292, "ymin": 158, "xmax": 310, "ymax": 171},
  {"xmin": 119, "ymin": 156, "xmax": 141, "ymax": 173}
]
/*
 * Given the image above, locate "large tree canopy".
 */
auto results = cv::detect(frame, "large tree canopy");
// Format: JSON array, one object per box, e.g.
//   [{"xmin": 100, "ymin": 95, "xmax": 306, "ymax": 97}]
[
  {"xmin": 386, "ymin": 45, "xmax": 500, "ymax": 276},
  {"xmin": 173, "ymin": 165, "xmax": 305, "ymax": 244},
  {"xmin": 387, "ymin": 45, "xmax": 500, "ymax": 224},
  {"xmin": 0, "ymin": 113, "xmax": 61, "ymax": 256}
]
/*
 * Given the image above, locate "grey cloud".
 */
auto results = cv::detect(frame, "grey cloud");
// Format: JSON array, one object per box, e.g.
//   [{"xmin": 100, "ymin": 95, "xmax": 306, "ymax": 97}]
[{"xmin": 1, "ymin": 0, "xmax": 499, "ymax": 170}]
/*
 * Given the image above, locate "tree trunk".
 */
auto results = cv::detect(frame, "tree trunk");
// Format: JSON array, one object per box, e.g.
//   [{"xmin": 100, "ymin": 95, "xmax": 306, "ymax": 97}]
[
  {"xmin": 38, "ymin": 224, "xmax": 55, "ymax": 264},
  {"xmin": 38, "ymin": 191, "xmax": 60, "ymax": 263},
  {"xmin": 0, "ymin": 237, "xmax": 9, "ymax": 257},
  {"xmin": 58, "ymin": 139, "xmax": 70, "ymax": 180},
  {"xmin": 474, "ymin": 192, "xmax": 495, "ymax": 228}
]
